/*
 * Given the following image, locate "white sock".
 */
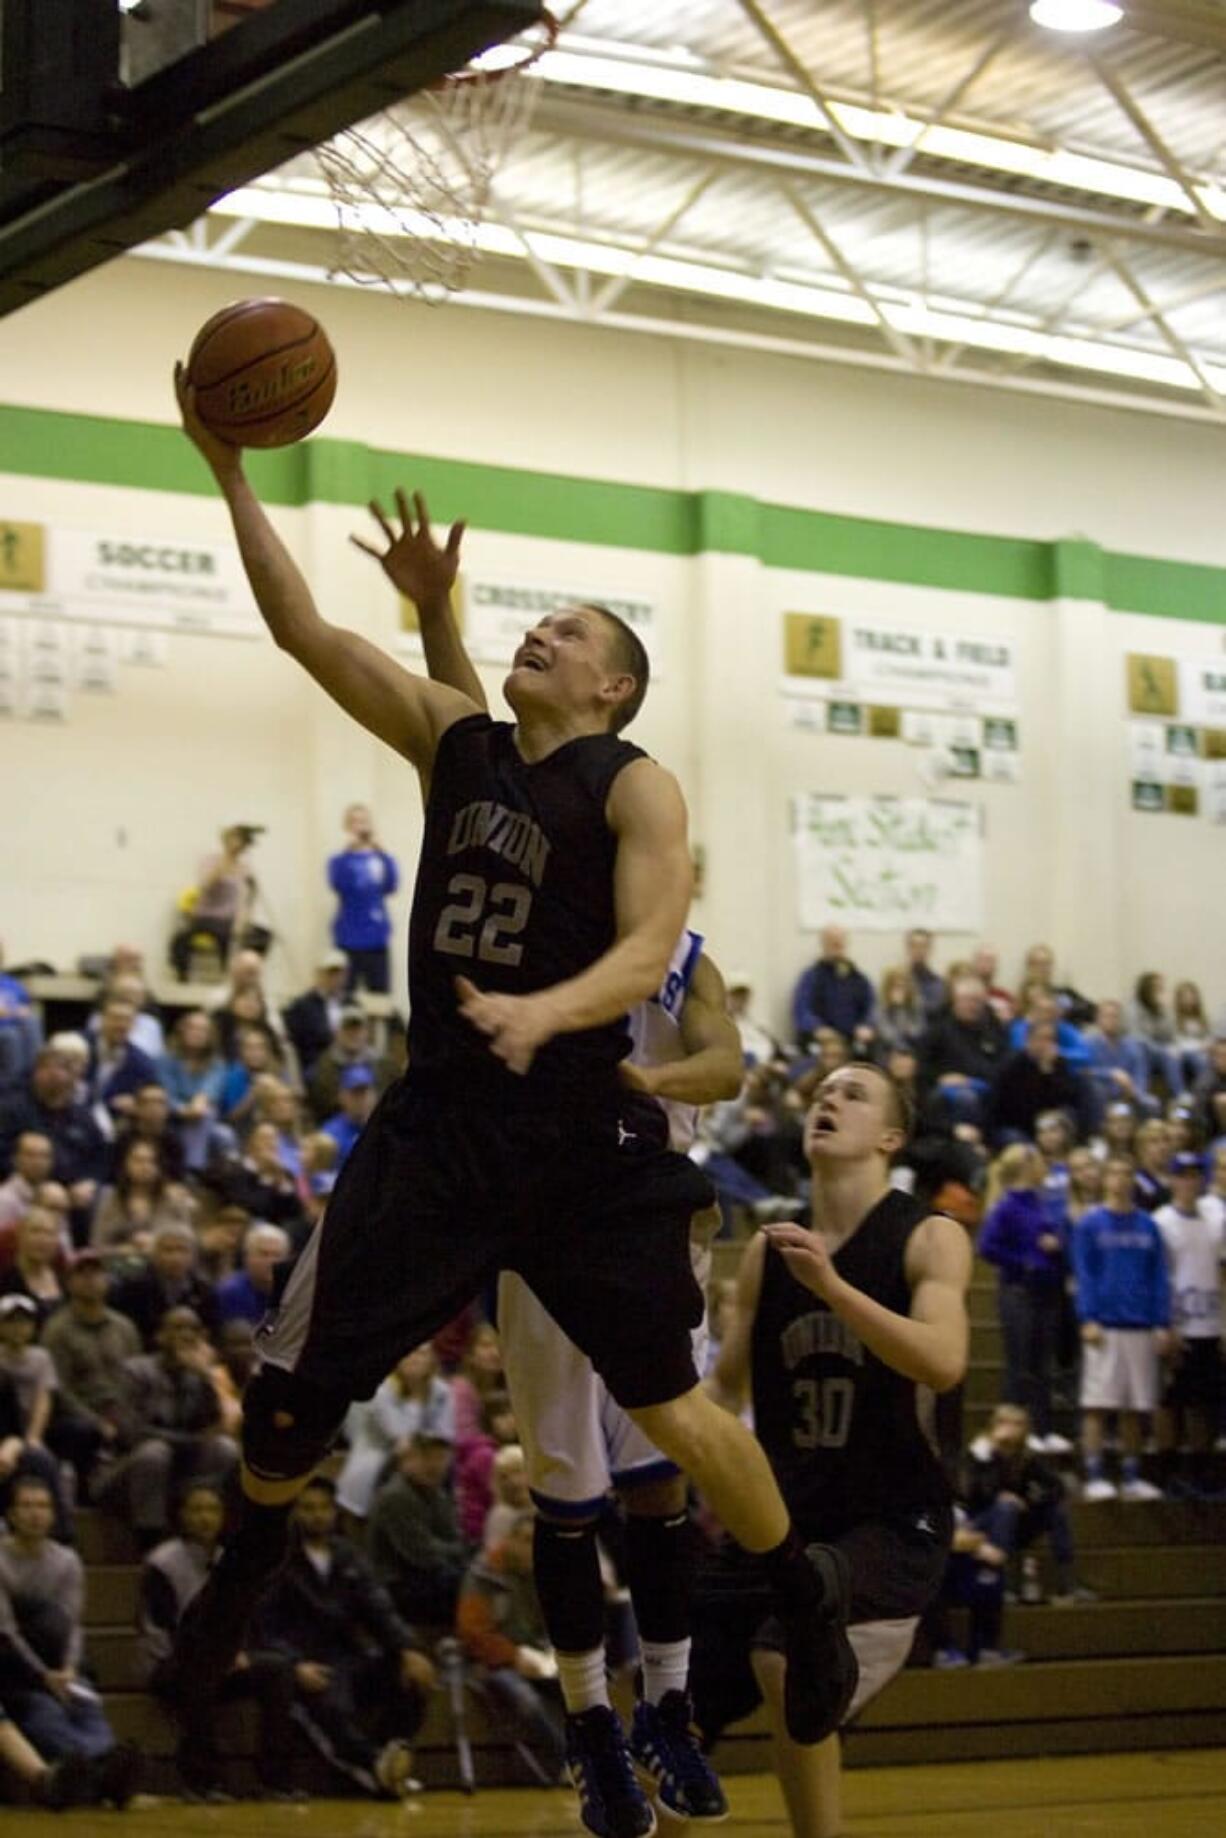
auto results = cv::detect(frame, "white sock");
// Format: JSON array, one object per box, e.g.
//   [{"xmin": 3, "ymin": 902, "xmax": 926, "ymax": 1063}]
[
  {"xmin": 640, "ymin": 1638, "xmax": 691, "ymax": 1706},
  {"xmin": 555, "ymin": 1647, "xmax": 610, "ymax": 1715}
]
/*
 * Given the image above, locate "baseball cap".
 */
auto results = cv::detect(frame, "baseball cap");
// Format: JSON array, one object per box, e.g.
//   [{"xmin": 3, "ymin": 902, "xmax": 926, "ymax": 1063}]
[
  {"xmin": 1171, "ymin": 1152, "xmax": 1205, "ymax": 1176},
  {"xmin": 0, "ymin": 1294, "xmax": 37, "ymax": 1319},
  {"xmin": 318, "ymin": 949, "xmax": 347, "ymax": 970},
  {"xmin": 339, "ymin": 1064, "xmax": 375, "ymax": 1091},
  {"xmin": 338, "ymin": 1004, "xmax": 367, "ymax": 1026}
]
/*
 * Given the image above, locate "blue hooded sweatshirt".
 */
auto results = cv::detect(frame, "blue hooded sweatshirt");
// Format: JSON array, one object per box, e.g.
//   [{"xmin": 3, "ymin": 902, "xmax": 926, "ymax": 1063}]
[{"xmin": 1072, "ymin": 1206, "xmax": 1170, "ymax": 1329}]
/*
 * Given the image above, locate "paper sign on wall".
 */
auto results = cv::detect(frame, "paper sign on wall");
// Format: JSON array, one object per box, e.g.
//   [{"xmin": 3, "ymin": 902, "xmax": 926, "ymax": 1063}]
[{"xmin": 792, "ymin": 795, "xmax": 984, "ymax": 932}]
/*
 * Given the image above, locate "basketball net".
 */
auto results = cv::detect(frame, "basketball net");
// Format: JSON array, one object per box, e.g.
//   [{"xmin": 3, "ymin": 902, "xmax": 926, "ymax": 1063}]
[{"xmin": 314, "ymin": 7, "xmax": 562, "ymax": 301}]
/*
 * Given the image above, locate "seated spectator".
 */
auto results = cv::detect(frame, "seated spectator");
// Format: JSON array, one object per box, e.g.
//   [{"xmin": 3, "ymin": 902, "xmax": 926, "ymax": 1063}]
[
  {"xmin": 136, "ymin": 1480, "xmax": 299, "ymax": 1802},
  {"xmin": 1020, "ymin": 944, "xmax": 1095, "ymax": 1028},
  {"xmin": 212, "ymin": 951, "xmax": 295, "ymax": 1069},
  {"xmin": 979, "ymin": 1146, "xmax": 1066, "ymax": 1448},
  {"xmin": 0, "ymin": 1133, "xmax": 54, "ymax": 1241},
  {"xmin": 963, "ymin": 1406, "xmax": 1089, "ymax": 1602},
  {"xmin": 307, "ymin": 1007, "xmax": 391, "ymax": 1125},
  {"xmin": 451, "ymin": 1321, "xmax": 505, "ymax": 1448},
  {"xmin": 1073, "ymin": 1155, "xmax": 1169, "ymax": 1501},
  {"xmin": 0, "ymin": 1049, "xmax": 107, "ymax": 1247},
  {"xmin": 1130, "ymin": 972, "xmax": 1182, "ymax": 1095},
  {"xmin": 110, "ymin": 1082, "xmax": 185, "ymax": 1185},
  {"xmin": 216, "ymin": 1222, "xmax": 291, "ymax": 1327},
  {"xmin": 91, "ymin": 1139, "xmax": 194, "ymax": 1259},
  {"xmin": 1132, "ymin": 1117, "xmax": 1173, "ymax": 1212},
  {"xmin": 455, "ymin": 1389, "xmax": 518, "ymax": 1549},
  {"xmin": 457, "ymin": 1511, "xmax": 565, "ymax": 1782},
  {"xmin": 1084, "ymin": 1000, "xmax": 1159, "ymax": 1121},
  {"xmin": 970, "ymin": 944, "xmax": 1014, "ymax": 1025},
  {"xmin": 904, "ymin": 927, "xmax": 946, "ymax": 1017},
  {"xmin": 0, "ymin": 1315, "xmax": 73, "ymax": 1543},
  {"xmin": 41, "ymin": 1251, "xmax": 139, "ymax": 1483},
  {"xmin": 920, "ymin": 974, "xmax": 1008, "ymax": 1129},
  {"xmin": 873, "ymin": 966, "xmax": 927, "ymax": 1056},
  {"xmin": 253, "ymin": 1080, "xmax": 306, "ymax": 1184},
  {"xmin": 0, "ymin": 953, "xmax": 39, "ymax": 1097},
  {"xmin": 1172, "ymin": 980, "xmax": 1212, "ymax": 1089},
  {"xmin": 1166, "ymin": 1100, "xmax": 1200, "ymax": 1158},
  {"xmin": 254, "ymin": 1477, "xmax": 432, "ymax": 1800},
  {"xmin": 1190, "ymin": 1036, "xmax": 1226, "ymax": 1146},
  {"xmin": 336, "ymin": 1343, "xmax": 455, "ymax": 1525},
  {"xmin": 169, "ymin": 826, "xmax": 256, "ymax": 982},
  {"xmin": 483, "ymin": 1444, "xmax": 531, "ymax": 1553},
  {"xmin": 283, "ymin": 951, "xmax": 349, "ymax": 1078},
  {"xmin": 1153, "ymin": 1154, "xmax": 1223, "ymax": 1498},
  {"xmin": 300, "ymin": 1134, "xmax": 338, "ymax": 1233},
  {"xmin": 988, "ymin": 1021, "xmax": 1092, "ymax": 1147},
  {"xmin": 929, "ymin": 1505, "xmax": 1013, "ymax": 1669},
  {"xmin": 724, "ymin": 974, "xmax": 780, "ymax": 1068},
  {"xmin": 1009, "ymin": 990, "xmax": 1091, "ymax": 1070},
  {"xmin": 88, "ymin": 969, "xmax": 165, "ymax": 1064},
  {"xmin": 321, "ymin": 1065, "xmax": 377, "ymax": 1169},
  {"xmin": 93, "ymin": 1307, "xmax": 238, "ymax": 1549},
  {"xmin": 157, "ymin": 1010, "xmax": 232, "ymax": 1174},
  {"xmin": 368, "ymin": 1431, "xmax": 467, "ymax": 1626},
  {"xmin": 217, "ymin": 1123, "xmax": 303, "ymax": 1230},
  {"xmin": 0, "ymin": 1696, "xmax": 137, "ymax": 1809},
  {"xmin": 110, "ymin": 1221, "xmax": 221, "ymax": 1350},
  {"xmin": 791, "ymin": 925, "xmax": 874, "ymax": 1049},
  {"xmin": 218, "ymin": 1028, "xmax": 283, "ymax": 1134},
  {"xmin": 195, "ymin": 1199, "xmax": 249, "ymax": 1286},
  {"xmin": 85, "ymin": 996, "xmax": 160, "ymax": 1142},
  {"xmin": 0, "ymin": 1208, "xmax": 66, "ymax": 1328},
  {"xmin": 0, "ymin": 1476, "xmax": 136, "ymax": 1795}
]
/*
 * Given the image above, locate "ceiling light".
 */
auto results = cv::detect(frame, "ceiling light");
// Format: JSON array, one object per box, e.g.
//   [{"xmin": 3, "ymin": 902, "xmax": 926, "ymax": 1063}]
[{"xmin": 1028, "ymin": 2, "xmax": 1123, "ymax": 32}]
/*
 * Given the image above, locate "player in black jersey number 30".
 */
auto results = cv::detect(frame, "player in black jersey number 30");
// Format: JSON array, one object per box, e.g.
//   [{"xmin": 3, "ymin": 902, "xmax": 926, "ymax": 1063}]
[{"xmin": 171, "ymin": 367, "xmax": 854, "ymax": 1765}]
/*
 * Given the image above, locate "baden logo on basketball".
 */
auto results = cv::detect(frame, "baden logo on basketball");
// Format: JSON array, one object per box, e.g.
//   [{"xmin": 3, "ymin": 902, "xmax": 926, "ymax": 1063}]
[{"xmin": 228, "ymin": 354, "xmax": 319, "ymax": 416}]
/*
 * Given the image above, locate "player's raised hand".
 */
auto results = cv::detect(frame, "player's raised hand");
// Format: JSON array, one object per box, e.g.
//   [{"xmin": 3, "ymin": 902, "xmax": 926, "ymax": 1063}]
[
  {"xmin": 352, "ymin": 488, "xmax": 465, "ymax": 612},
  {"xmin": 173, "ymin": 361, "xmax": 244, "ymax": 482},
  {"xmin": 454, "ymin": 976, "xmax": 560, "ymax": 1076},
  {"xmin": 761, "ymin": 1220, "xmax": 841, "ymax": 1302}
]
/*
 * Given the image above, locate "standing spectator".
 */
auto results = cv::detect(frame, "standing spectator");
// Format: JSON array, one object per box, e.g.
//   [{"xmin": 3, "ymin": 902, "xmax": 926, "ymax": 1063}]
[
  {"xmin": 85, "ymin": 998, "xmax": 160, "ymax": 1141},
  {"xmin": 978, "ymin": 1146, "xmax": 1065, "ymax": 1448},
  {"xmin": 282, "ymin": 951, "xmax": 350, "ymax": 1077},
  {"xmin": 136, "ymin": 1480, "xmax": 300, "ymax": 1803},
  {"xmin": 170, "ymin": 826, "xmax": 257, "ymax": 981},
  {"xmin": 1172, "ymin": 982, "xmax": 1212, "ymax": 1088},
  {"xmin": 41, "ymin": 1251, "xmax": 138, "ymax": 1477},
  {"xmin": 988, "ymin": 1021, "xmax": 1092, "ymax": 1147},
  {"xmin": 336, "ymin": 1344, "xmax": 455, "ymax": 1526},
  {"xmin": 0, "ymin": 952, "xmax": 39, "ymax": 1096},
  {"xmin": 94, "ymin": 1308, "xmax": 238, "ymax": 1548},
  {"xmin": 904, "ymin": 928, "xmax": 946, "ymax": 1017},
  {"xmin": 328, "ymin": 804, "xmax": 400, "ymax": 995},
  {"xmin": 111, "ymin": 1083, "xmax": 185, "ymax": 1185},
  {"xmin": 1132, "ymin": 1118, "xmax": 1173, "ymax": 1213},
  {"xmin": 254, "ymin": 1476, "xmax": 432, "ymax": 1799},
  {"xmin": 306, "ymin": 1007, "xmax": 391, "ymax": 1124},
  {"xmin": 920, "ymin": 974, "xmax": 1007, "ymax": 1131},
  {"xmin": 457, "ymin": 1511, "xmax": 566, "ymax": 1782},
  {"xmin": 0, "ymin": 1476, "xmax": 136, "ymax": 1795},
  {"xmin": 873, "ymin": 967, "xmax": 927, "ymax": 1056},
  {"xmin": 1130, "ymin": 973, "xmax": 1181, "ymax": 1094},
  {"xmin": 91, "ymin": 1139, "xmax": 193, "ymax": 1258},
  {"xmin": 791, "ymin": 926, "xmax": 874, "ymax": 1048},
  {"xmin": 157, "ymin": 1010, "xmax": 231, "ymax": 1174},
  {"xmin": 963, "ymin": 1405, "xmax": 1088, "ymax": 1604},
  {"xmin": 1094, "ymin": 1100, "xmax": 1138, "ymax": 1163},
  {"xmin": 1073, "ymin": 1156, "xmax": 1170, "ymax": 1501},
  {"xmin": 321, "ymin": 1065, "xmax": 377, "ymax": 1169},
  {"xmin": 1204, "ymin": 1143, "xmax": 1226, "ymax": 1233},
  {"xmin": 724, "ymin": 974, "xmax": 780, "ymax": 1069},
  {"xmin": 368, "ymin": 1431, "xmax": 467, "ymax": 1626},
  {"xmin": 0, "ymin": 1050, "xmax": 107, "ymax": 1245},
  {"xmin": 1153, "ymin": 1154, "xmax": 1224, "ymax": 1497},
  {"xmin": 0, "ymin": 1133, "xmax": 54, "ymax": 1240},
  {"xmin": 1062, "ymin": 1149, "xmax": 1103, "ymax": 1229},
  {"xmin": 0, "ymin": 1209, "xmax": 66, "ymax": 1328},
  {"xmin": 1035, "ymin": 1111, "xmax": 1073, "ymax": 1224},
  {"xmin": 110, "ymin": 1221, "xmax": 221, "ymax": 1350},
  {"xmin": 216, "ymin": 1223, "xmax": 290, "ymax": 1327},
  {"xmin": 1084, "ymin": 1000, "xmax": 1159, "ymax": 1121}
]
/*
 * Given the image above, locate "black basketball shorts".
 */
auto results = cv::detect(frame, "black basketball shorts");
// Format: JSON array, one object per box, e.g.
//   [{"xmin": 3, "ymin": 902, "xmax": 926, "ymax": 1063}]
[
  {"xmin": 1163, "ymin": 1336, "xmax": 1223, "ymax": 1411},
  {"xmin": 255, "ymin": 1073, "xmax": 713, "ymax": 1412}
]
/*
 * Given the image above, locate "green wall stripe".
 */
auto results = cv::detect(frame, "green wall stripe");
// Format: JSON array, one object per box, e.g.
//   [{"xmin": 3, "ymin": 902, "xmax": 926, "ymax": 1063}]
[{"xmin": 1, "ymin": 401, "xmax": 1223, "ymax": 625}]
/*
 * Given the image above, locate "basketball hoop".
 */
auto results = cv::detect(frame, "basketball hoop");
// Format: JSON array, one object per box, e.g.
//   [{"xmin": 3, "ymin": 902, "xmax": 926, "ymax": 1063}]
[{"xmin": 314, "ymin": 7, "xmax": 561, "ymax": 301}]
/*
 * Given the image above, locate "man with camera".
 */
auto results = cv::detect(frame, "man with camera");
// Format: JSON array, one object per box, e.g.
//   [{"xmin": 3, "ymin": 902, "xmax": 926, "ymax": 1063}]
[{"xmin": 170, "ymin": 825, "xmax": 263, "ymax": 982}]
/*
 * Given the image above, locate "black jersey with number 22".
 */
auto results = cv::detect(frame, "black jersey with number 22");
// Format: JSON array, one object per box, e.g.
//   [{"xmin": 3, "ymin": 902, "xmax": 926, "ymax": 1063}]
[{"xmin": 406, "ymin": 713, "xmax": 646, "ymax": 1094}]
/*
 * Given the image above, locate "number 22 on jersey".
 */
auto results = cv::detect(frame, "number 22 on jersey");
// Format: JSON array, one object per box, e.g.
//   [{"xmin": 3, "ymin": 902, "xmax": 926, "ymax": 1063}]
[{"xmin": 434, "ymin": 873, "xmax": 533, "ymax": 967}]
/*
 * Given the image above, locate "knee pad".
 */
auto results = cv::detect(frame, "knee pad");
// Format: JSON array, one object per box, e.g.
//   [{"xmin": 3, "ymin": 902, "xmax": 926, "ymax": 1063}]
[{"xmin": 242, "ymin": 1366, "xmax": 350, "ymax": 1485}]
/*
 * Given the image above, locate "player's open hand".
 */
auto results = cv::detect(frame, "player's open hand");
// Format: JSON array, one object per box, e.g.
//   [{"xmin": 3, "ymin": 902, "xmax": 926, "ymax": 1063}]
[
  {"xmin": 352, "ymin": 488, "xmax": 465, "ymax": 612},
  {"xmin": 172, "ymin": 361, "xmax": 244, "ymax": 480},
  {"xmin": 455, "ymin": 976, "xmax": 560, "ymax": 1076},
  {"xmin": 761, "ymin": 1220, "xmax": 841, "ymax": 1302}
]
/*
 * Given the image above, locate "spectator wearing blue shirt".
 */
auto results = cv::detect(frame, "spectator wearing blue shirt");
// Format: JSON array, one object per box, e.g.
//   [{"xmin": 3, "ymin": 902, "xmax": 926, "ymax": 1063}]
[
  {"xmin": 1008, "ymin": 991, "xmax": 1090, "ymax": 1070},
  {"xmin": 322, "ymin": 1066, "xmax": 377, "ymax": 1169},
  {"xmin": 86, "ymin": 998, "xmax": 160, "ymax": 1141},
  {"xmin": 0, "ymin": 952, "xmax": 40, "ymax": 1096},
  {"xmin": 328, "ymin": 806, "xmax": 400, "ymax": 996},
  {"xmin": 978, "ymin": 1144, "xmax": 1066, "ymax": 1445},
  {"xmin": 216, "ymin": 1223, "xmax": 291, "ymax": 1328},
  {"xmin": 1083, "ymin": 1000, "xmax": 1159, "ymax": 1123},
  {"xmin": 1073, "ymin": 1155, "xmax": 1171, "ymax": 1501},
  {"xmin": 791, "ymin": 925, "xmax": 875, "ymax": 1048}
]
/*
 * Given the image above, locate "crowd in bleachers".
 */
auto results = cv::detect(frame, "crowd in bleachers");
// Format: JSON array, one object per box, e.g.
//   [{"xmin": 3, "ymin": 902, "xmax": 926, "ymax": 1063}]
[{"xmin": 0, "ymin": 919, "xmax": 1221, "ymax": 1795}]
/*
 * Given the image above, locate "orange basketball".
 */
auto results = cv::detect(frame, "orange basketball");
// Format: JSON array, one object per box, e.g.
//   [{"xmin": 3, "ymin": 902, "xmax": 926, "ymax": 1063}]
[{"xmin": 187, "ymin": 298, "xmax": 337, "ymax": 448}]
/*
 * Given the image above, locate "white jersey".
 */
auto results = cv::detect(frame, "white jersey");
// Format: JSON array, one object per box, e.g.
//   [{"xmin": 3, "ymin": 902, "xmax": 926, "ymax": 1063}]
[
  {"xmin": 1154, "ymin": 1200, "xmax": 1225, "ymax": 1338},
  {"xmin": 627, "ymin": 927, "xmax": 704, "ymax": 1153}
]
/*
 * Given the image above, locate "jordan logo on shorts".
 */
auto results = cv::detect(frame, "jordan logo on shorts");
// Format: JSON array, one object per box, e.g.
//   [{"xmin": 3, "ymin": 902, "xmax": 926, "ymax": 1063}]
[{"xmin": 617, "ymin": 1120, "xmax": 637, "ymax": 1147}]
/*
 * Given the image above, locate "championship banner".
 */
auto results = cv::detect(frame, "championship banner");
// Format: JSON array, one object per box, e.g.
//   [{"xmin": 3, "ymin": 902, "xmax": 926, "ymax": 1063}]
[
  {"xmin": 398, "ymin": 575, "xmax": 660, "ymax": 670},
  {"xmin": 783, "ymin": 615, "xmax": 1017, "ymax": 714},
  {"xmin": 0, "ymin": 523, "xmax": 260, "ymax": 637},
  {"xmin": 792, "ymin": 794, "xmax": 985, "ymax": 933}
]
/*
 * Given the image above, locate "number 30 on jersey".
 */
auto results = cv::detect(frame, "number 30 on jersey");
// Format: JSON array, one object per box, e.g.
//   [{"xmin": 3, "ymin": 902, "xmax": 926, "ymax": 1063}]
[{"xmin": 792, "ymin": 1376, "xmax": 854, "ymax": 1451}]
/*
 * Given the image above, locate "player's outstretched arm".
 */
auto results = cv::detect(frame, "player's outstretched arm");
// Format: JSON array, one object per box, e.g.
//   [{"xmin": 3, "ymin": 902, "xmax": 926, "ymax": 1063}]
[
  {"xmin": 360, "ymin": 491, "xmax": 489, "ymax": 713},
  {"xmin": 622, "ymin": 953, "xmax": 744, "ymax": 1106},
  {"xmin": 762, "ymin": 1213, "xmax": 971, "ymax": 1393},
  {"xmin": 707, "ymin": 1231, "xmax": 765, "ymax": 1415},
  {"xmin": 174, "ymin": 367, "xmax": 475, "ymax": 770}
]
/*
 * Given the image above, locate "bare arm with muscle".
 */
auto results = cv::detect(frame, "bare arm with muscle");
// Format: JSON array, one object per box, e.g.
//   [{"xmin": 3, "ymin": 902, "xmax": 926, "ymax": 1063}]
[
  {"xmin": 174, "ymin": 368, "xmax": 476, "ymax": 770},
  {"xmin": 621, "ymin": 954, "xmax": 744, "ymax": 1106},
  {"xmin": 706, "ymin": 1231, "xmax": 766, "ymax": 1415},
  {"xmin": 456, "ymin": 757, "xmax": 694, "ymax": 1075},
  {"xmin": 761, "ymin": 1213, "xmax": 971, "ymax": 1393}
]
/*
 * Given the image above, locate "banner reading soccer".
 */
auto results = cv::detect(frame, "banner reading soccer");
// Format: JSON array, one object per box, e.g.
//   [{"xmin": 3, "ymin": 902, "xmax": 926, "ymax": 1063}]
[
  {"xmin": 792, "ymin": 794, "xmax": 985, "ymax": 933},
  {"xmin": 783, "ymin": 614, "xmax": 1016, "ymax": 713}
]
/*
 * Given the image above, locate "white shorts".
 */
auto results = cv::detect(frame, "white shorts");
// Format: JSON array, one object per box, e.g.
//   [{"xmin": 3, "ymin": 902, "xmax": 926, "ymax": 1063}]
[
  {"xmin": 498, "ymin": 1237, "xmax": 712, "ymax": 1512},
  {"xmin": 1079, "ymin": 1328, "xmax": 1160, "ymax": 1411},
  {"xmin": 847, "ymin": 1617, "xmax": 920, "ymax": 1721}
]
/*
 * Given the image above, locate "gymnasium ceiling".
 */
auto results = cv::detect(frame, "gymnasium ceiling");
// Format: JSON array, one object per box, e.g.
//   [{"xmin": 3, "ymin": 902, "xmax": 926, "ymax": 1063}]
[{"xmin": 139, "ymin": 1, "xmax": 1226, "ymax": 422}]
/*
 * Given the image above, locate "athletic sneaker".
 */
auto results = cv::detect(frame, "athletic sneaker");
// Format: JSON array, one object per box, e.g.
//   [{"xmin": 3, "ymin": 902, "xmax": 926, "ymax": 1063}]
[
  {"xmin": 375, "ymin": 1739, "xmax": 416, "ymax": 1799},
  {"xmin": 1051, "ymin": 1583, "xmax": 1099, "ymax": 1606},
  {"xmin": 975, "ymin": 1648, "xmax": 1025, "ymax": 1669},
  {"xmin": 932, "ymin": 1648, "xmax": 970, "ymax": 1669},
  {"xmin": 1119, "ymin": 1476, "xmax": 1163, "ymax": 1501},
  {"xmin": 1081, "ymin": 1477, "xmax": 1118, "ymax": 1502},
  {"xmin": 781, "ymin": 1542, "xmax": 859, "ymax": 1747},
  {"xmin": 1042, "ymin": 1432, "xmax": 1075, "ymax": 1456},
  {"xmin": 630, "ymin": 1691, "xmax": 729, "ymax": 1822},
  {"xmin": 567, "ymin": 1705, "xmax": 657, "ymax": 1838}
]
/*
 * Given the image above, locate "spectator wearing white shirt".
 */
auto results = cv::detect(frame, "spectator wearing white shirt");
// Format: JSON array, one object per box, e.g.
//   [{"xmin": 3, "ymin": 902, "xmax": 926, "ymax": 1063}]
[{"xmin": 1153, "ymin": 1154, "xmax": 1225, "ymax": 1497}]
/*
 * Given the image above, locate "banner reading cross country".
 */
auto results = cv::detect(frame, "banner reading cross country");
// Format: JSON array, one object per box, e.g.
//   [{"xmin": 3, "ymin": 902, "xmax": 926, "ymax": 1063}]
[{"xmin": 792, "ymin": 794, "xmax": 985, "ymax": 933}]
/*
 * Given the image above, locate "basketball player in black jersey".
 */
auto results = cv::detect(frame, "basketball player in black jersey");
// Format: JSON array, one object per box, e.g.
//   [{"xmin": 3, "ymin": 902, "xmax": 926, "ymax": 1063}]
[
  {"xmin": 171, "ymin": 374, "xmax": 854, "ymax": 1790},
  {"xmin": 697, "ymin": 1061, "xmax": 971, "ymax": 1838}
]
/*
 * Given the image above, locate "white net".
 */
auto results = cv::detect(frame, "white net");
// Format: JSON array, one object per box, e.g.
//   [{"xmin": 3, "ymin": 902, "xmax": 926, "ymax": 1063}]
[{"xmin": 314, "ymin": 9, "xmax": 559, "ymax": 301}]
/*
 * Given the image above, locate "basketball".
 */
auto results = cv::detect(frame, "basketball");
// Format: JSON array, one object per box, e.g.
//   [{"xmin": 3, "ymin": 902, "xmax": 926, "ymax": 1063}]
[{"xmin": 186, "ymin": 298, "xmax": 337, "ymax": 448}]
